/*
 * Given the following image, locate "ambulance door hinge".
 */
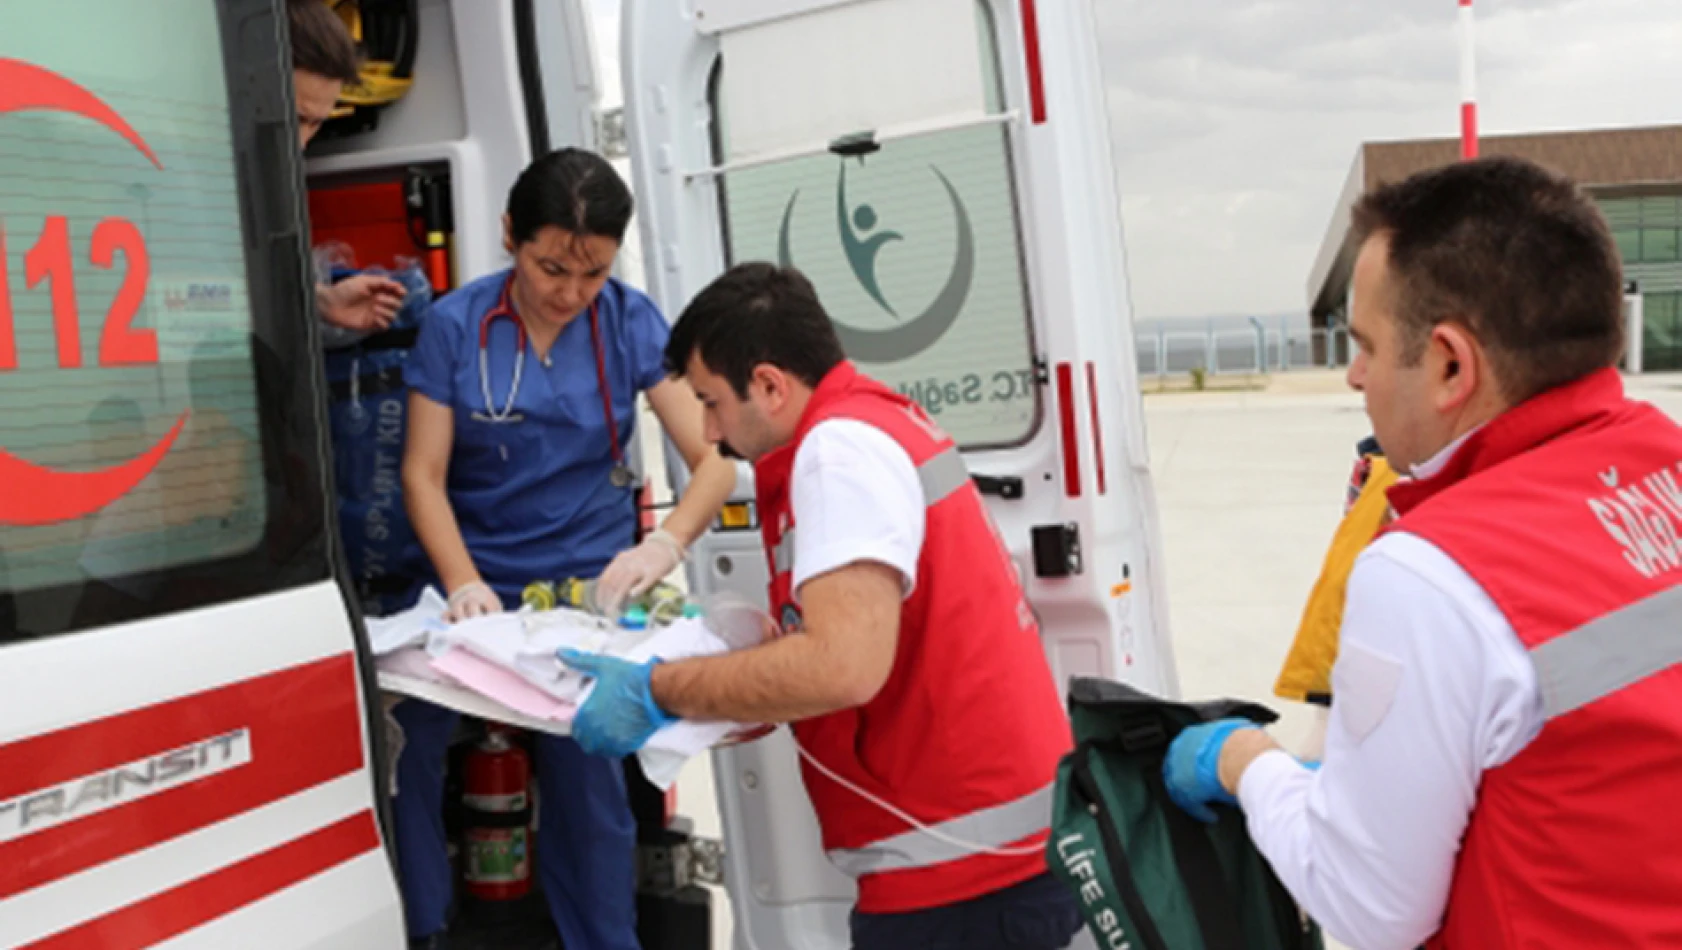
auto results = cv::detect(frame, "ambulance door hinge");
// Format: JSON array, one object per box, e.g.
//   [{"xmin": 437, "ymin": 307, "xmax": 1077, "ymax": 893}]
[
  {"xmin": 637, "ymin": 831, "xmax": 726, "ymax": 894},
  {"xmin": 598, "ymin": 107, "xmax": 629, "ymax": 160},
  {"xmin": 687, "ymin": 835, "xmax": 725, "ymax": 887}
]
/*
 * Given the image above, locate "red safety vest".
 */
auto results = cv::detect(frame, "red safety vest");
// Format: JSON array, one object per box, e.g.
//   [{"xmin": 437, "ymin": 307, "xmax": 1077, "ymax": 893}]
[
  {"xmin": 754, "ymin": 362, "xmax": 1072, "ymax": 914},
  {"xmin": 1384, "ymin": 368, "xmax": 1682, "ymax": 948}
]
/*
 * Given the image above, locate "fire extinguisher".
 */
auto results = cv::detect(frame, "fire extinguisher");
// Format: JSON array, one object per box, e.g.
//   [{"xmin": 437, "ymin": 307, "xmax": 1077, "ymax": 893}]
[
  {"xmin": 461, "ymin": 724, "xmax": 532, "ymax": 906},
  {"xmin": 405, "ymin": 167, "xmax": 452, "ymax": 294}
]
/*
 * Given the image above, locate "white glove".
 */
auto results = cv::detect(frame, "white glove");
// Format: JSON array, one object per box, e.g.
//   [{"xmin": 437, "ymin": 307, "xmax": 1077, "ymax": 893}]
[
  {"xmin": 595, "ymin": 529, "xmax": 686, "ymax": 616},
  {"xmin": 445, "ymin": 580, "xmax": 502, "ymax": 622}
]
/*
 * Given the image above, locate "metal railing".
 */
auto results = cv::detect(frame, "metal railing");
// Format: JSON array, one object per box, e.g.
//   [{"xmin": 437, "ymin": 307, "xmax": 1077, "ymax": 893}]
[{"xmin": 1136, "ymin": 326, "xmax": 1351, "ymax": 378}]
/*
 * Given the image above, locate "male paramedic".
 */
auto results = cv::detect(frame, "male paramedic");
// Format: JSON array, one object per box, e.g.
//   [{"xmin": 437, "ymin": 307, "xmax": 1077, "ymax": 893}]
[
  {"xmin": 287, "ymin": 0, "xmax": 406, "ymax": 337},
  {"xmin": 1164, "ymin": 156, "xmax": 1682, "ymax": 950},
  {"xmin": 561, "ymin": 264, "xmax": 1085, "ymax": 950}
]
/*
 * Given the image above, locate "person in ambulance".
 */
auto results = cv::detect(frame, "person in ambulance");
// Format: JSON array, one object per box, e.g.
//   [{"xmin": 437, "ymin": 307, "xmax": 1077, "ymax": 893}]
[
  {"xmin": 395, "ymin": 148, "xmax": 737, "ymax": 950},
  {"xmin": 1163, "ymin": 157, "xmax": 1682, "ymax": 950},
  {"xmin": 560, "ymin": 264, "xmax": 1085, "ymax": 950},
  {"xmin": 287, "ymin": 0, "xmax": 407, "ymax": 340}
]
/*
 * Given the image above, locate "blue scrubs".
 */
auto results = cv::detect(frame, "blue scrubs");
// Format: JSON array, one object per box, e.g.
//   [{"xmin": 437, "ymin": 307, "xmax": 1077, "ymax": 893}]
[{"xmin": 394, "ymin": 269, "xmax": 669, "ymax": 947}]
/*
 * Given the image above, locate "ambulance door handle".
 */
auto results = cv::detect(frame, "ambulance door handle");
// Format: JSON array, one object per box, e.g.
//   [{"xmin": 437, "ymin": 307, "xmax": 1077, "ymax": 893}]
[
  {"xmin": 1031, "ymin": 523, "xmax": 1083, "ymax": 578},
  {"xmin": 972, "ymin": 474, "xmax": 1024, "ymax": 500}
]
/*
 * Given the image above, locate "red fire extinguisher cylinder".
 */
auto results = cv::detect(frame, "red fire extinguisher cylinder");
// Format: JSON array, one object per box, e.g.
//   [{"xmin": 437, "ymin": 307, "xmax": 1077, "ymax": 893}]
[{"xmin": 461, "ymin": 725, "xmax": 533, "ymax": 907}]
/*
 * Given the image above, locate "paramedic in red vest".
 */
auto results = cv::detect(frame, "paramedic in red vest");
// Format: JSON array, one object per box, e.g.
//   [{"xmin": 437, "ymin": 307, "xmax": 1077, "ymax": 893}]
[
  {"xmin": 1163, "ymin": 156, "xmax": 1682, "ymax": 950},
  {"xmin": 561, "ymin": 264, "xmax": 1084, "ymax": 950}
]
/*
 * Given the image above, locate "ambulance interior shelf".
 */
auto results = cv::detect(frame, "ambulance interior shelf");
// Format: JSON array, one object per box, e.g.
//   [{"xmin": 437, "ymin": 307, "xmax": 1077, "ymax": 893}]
[{"xmin": 315, "ymin": 0, "xmax": 421, "ymax": 143}]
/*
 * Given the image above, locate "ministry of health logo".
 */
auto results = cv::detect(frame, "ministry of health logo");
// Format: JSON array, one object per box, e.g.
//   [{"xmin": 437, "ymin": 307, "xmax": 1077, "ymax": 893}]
[{"xmin": 777, "ymin": 161, "xmax": 974, "ymax": 362}]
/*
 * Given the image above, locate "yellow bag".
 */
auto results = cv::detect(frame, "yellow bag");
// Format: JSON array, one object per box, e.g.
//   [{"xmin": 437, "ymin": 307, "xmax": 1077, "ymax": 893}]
[{"xmin": 1273, "ymin": 455, "xmax": 1398, "ymax": 703}]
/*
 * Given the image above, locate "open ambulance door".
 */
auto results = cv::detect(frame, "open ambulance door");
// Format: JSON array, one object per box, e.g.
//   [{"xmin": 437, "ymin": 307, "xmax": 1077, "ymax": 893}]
[{"xmin": 623, "ymin": 2, "xmax": 1179, "ymax": 947}]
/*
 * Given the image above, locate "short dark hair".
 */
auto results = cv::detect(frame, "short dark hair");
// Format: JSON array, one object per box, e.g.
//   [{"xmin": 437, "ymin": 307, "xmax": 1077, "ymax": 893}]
[
  {"xmin": 288, "ymin": 0, "xmax": 361, "ymax": 85},
  {"xmin": 1351, "ymin": 156, "xmax": 1624, "ymax": 404},
  {"xmin": 506, "ymin": 148, "xmax": 634, "ymax": 245},
  {"xmin": 665, "ymin": 263, "xmax": 847, "ymax": 397}
]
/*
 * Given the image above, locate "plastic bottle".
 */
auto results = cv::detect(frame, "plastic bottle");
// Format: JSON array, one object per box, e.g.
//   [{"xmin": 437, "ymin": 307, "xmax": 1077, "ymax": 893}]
[
  {"xmin": 521, "ymin": 580, "xmax": 557, "ymax": 611},
  {"xmin": 523, "ymin": 575, "xmax": 693, "ymax": 625}
]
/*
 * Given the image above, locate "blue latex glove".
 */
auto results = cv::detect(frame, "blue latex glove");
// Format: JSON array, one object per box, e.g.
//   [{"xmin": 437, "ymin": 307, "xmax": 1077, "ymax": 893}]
[
  {"xmin": 557, "ymin": 648, "xmax": 679, "ymax": 758},
  {"xmin": 1163, "ymin": 718, "xmax": 1260, "ymax": 823}
]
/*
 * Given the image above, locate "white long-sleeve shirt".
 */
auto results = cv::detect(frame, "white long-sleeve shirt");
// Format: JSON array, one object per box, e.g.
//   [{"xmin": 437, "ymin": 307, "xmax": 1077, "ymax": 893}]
[{"xmin": 1237, "ymin": 530, "xmax": 1546, "ymax": 950}]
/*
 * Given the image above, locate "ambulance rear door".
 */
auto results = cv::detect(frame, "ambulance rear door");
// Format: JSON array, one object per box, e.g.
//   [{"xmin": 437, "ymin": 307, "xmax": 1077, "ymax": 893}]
[
  {"xmin": 623, "ymin": 2, "xmax": 1176, "ymax": 948},
  {"xmin": 0, "ymin": 2, "xmax": 406, "ymax": 946}
]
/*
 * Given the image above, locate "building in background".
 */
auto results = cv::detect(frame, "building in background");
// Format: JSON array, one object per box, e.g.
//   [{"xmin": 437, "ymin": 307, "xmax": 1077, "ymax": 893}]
[{"xmin": 1307, "ymin": 125, "xmax": 1682, "ymax": 371}]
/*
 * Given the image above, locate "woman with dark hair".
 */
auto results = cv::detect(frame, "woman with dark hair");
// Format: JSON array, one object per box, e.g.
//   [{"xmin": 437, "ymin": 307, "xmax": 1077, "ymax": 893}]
[{"xmin": 394, "ymin": 148, "xmax": 735, "ymax": 950}]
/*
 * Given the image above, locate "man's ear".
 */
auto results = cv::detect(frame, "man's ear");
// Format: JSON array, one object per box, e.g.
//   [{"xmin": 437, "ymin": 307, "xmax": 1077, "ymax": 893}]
[
  {"xmin": 1430, "ymin": 321, "xmax": 1482, "ymax": 412},
  {"xmin": 751, "ymin": 364, "xmax": 788, "ymax": 413},
  {"xmin": 501, "ymin": 214, "xmax": 515, "ymax": 258}
]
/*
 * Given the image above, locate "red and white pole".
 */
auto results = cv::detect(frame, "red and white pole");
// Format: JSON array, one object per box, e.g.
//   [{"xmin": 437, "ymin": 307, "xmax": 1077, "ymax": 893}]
[{"xmin": 1459, "ymin": 0, "xmax": 1478, "ymax": 159}]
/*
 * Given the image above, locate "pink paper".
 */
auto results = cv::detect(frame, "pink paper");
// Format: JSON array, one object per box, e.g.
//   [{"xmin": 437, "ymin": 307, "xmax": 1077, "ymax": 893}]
[{"xmin": 429, "ymin": 648, "xmax": 577, "ymax": 722}]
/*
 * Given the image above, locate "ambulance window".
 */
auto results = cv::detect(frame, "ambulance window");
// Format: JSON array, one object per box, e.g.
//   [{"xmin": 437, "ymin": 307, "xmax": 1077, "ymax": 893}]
[
  {"xmin": 711, "ymin": 1, "xmax": 1041, "ymax": 449},
  {"xmin": 0, "ymin": 0, "xmax": 332, "ymax": 643}
]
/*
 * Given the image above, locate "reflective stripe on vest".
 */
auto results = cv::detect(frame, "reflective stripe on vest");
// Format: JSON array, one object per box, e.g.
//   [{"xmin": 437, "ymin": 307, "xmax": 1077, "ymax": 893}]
[
  {"xmin": 917, "ymin": 447, "xmax": 969, "ymax": 506},
  {"xmin": 770, "ymin": 447, "xmax": 968, "ymax": 578},
  {"xmin": 774, "ymin": 532, "xmax": 795, "ymax": 574},
  {"xmin": 1531, "ymin": 584, "xmax": 1682, "ymax": 720},
  {"xmin": 826, "ymin": 780, "xmax": 1054, "ymax": 876}
]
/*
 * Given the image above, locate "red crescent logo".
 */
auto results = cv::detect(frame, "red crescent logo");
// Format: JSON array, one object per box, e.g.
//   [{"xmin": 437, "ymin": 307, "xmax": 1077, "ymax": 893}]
[
  {"xmin": 1, "ymin": 411, "xmax": 192, "ymax": 527},
  {"xmin": 0, "ymin": 59, "xmax": 186, "ymax": 526},
  {"xmin": 0, "ymin": 59, "xmax": 162, "ymax": 168}
]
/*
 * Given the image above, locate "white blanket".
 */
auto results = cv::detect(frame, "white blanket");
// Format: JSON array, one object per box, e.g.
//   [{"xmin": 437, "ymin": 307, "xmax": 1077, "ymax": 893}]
[{"xmin": 371, "ymin": 588, "xmax": 756, "ymax": 789}]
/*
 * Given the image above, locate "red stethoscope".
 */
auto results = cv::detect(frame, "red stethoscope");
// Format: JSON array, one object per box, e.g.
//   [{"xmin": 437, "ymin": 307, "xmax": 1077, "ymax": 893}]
[{"xmin": 472, "ymin": 275, "xmax": 635, "ymax": 488}]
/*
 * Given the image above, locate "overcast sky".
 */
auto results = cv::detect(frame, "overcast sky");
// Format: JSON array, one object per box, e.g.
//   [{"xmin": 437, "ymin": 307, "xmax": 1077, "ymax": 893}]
[{"xmin": 590, "ymin": 1, "xmax": 1682, "ymax": 320}]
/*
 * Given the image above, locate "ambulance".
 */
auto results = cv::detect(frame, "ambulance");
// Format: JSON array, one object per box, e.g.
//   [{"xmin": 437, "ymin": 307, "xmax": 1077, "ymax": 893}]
[{"xmin": 0, "ymin": 1, "xmax": 1178, "ymax": 947}]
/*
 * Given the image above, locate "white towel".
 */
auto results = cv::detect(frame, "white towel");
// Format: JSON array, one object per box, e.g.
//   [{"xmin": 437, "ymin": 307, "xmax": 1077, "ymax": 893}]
[
  {"xmin": 607, "ymin": 617, "xmax": 743, "ymax": 789},
  {"xmin": 366, "ymin": 587, "xmax": 451, "ymax": 655},
  {"xmin": 429, "ymin": 609, "xmax": 616, "ymax": 704}
]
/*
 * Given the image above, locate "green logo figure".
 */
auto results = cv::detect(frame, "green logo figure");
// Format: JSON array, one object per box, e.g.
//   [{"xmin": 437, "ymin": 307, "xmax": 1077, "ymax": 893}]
[{"xmin": 778, "ymin": 162, "xmax": 974, "ymax": 361}]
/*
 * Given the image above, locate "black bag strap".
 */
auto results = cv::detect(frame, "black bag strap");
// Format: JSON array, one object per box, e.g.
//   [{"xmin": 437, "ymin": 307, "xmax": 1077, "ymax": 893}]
[
  {"xmin": 1145, "ymin": 767, "xmax": 1247, "ymax": 950},
  {"xmin": 358, "ymin": 326, "xmax": 421, "ymax": 352},
  {"xmin": 1070, "ymin": 744, "xmax": 1171, "ymax": 950}
]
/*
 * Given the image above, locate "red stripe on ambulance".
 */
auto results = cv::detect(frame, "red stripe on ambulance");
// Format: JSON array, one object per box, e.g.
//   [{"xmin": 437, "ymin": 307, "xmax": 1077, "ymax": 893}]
[
  {"xmin": 0, "ymin": 653, "xmax": 367, "ymax": 899},
  {"xmin": 19, "ymin": 810, "xmax": 381, "ymax": 950}
]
